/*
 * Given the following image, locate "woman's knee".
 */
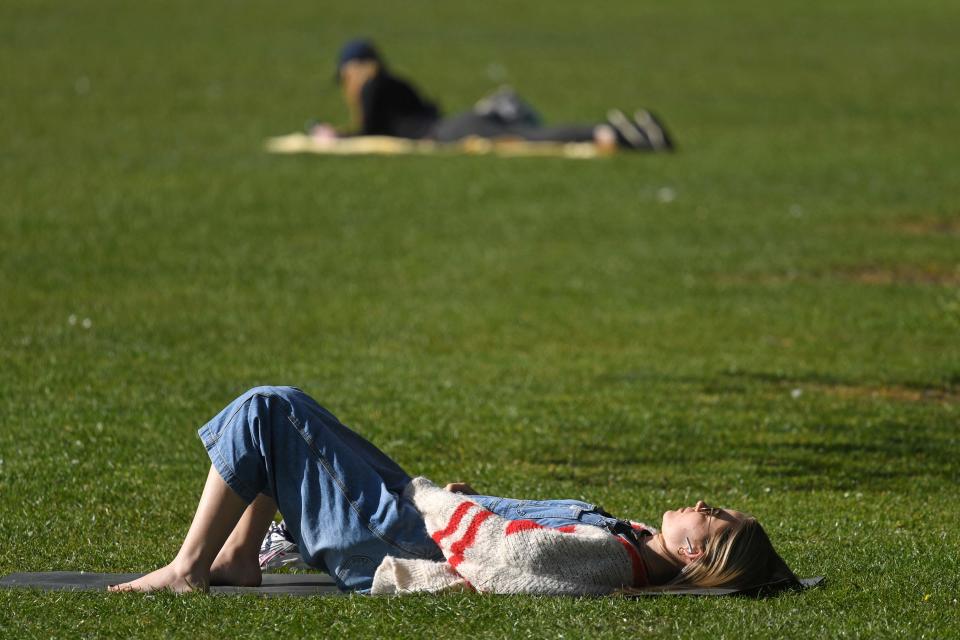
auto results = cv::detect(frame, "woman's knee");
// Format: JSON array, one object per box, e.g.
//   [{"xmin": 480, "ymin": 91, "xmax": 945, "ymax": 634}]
[
  {"xmin": 240, "ymin": 385, "xmax": 309, "ymax": 405},
  {"xmin": 240, "ymin": 386, "xmax": 334, "ymax": 430}
]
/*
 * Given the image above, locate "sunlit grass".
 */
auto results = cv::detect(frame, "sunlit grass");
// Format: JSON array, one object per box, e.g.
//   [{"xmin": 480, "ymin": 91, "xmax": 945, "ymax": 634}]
[{"xmin": 1, "ymin": 0, "xmax": 958, "ymax": 637}]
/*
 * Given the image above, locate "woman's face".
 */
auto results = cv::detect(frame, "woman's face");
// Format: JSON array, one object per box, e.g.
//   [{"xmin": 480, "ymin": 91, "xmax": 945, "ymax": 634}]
[
  {"xmin": 660, "ymin": 501, "xmax": 746, "ymax": 565},
  {"xmin": 340, "ymin": 60, "xmax": 379, "ymax": 99}
]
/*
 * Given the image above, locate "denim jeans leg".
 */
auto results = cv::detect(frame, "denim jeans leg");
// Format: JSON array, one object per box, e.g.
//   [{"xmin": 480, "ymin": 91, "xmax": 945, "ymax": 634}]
[{"xmin": 197, "ymin": 385, "xmax": 442, "ymax": 591}]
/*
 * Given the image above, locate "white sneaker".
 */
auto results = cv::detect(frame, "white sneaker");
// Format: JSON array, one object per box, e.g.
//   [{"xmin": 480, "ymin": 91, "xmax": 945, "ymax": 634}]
[{"xmin": 258, "ymin": 521, "xmax": 311, "ymax": 570}]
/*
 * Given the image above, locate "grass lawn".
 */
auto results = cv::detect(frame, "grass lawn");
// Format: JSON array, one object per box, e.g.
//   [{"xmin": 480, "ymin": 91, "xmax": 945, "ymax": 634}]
[{"xmin": 1, "ymin": 0, "xmax": 958, "ymax": 637}]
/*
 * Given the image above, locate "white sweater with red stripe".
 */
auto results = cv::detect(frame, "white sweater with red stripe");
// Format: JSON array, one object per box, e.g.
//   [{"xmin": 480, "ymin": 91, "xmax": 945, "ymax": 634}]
[{"xmin": 371, "ymin": 477, "xmax": 647, "ymax": 595}]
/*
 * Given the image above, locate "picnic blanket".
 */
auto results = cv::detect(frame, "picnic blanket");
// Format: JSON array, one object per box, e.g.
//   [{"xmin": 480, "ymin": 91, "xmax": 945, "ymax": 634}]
[{"xmin": 265, "ymin": 133, "xmax": 607, "ymax": 159}]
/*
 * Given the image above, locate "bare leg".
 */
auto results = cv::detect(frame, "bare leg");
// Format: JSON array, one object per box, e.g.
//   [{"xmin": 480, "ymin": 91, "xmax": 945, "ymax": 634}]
[
  {"xmin": 209, "ymin": 493, "xmax": 278, "ymax": 586},
  {"xmin": 109, "ymin": 466, "xmax": 249, "ymax": 593}
]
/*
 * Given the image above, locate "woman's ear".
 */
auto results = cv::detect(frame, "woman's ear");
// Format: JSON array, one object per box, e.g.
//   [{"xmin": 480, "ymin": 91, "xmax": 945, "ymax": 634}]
[{"xmin": 677, "ymin": 545, "xmax": 704, "ymax": 564}]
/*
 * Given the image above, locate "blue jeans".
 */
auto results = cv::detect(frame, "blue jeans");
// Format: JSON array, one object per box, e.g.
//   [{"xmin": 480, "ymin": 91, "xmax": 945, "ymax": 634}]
[
  {"xmin": 198, "ymin": 386, "xmax": 637, "ymax": 592},
  {"xmin": 198, "ymin": 386, "xmax": 443, "ymax": 592}
]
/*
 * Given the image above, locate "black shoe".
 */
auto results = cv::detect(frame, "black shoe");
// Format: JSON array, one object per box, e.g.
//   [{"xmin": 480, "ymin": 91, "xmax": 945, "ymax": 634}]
[
  {"xmin": 633, "ymin": 109, "xmax": 674, "ymax": 151},
  {"xmin": 607, "ymin": 108, "xmax": 652, "ymax": 150}
]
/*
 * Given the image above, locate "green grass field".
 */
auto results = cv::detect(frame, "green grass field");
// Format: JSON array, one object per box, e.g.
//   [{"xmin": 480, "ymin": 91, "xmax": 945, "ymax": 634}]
[{"xmin": 2, "ymin": 0, "xmax": 958, "ymax": 637}]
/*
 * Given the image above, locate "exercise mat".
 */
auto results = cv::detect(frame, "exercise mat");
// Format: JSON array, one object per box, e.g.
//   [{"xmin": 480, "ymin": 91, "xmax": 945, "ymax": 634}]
[
  {"xmin": 265, "ymin": 133, "xmax": 607, "ymax": 159},
  {"xmin": 0, "ymin": 571, "xmax": 342, "ymax": 596},
  {"xmin": 626, "ymin": 576, "xmax": 824, "ymax": 597},
  {"xmin": 0, "ymin": 572, "xmax": 822, "ymax": 597}
]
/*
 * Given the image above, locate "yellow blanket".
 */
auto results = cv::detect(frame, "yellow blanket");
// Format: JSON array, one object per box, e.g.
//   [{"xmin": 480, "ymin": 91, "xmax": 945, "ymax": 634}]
[{"xmin": 265, "ymin": 133, "xmax": 608, "ymax": 159}]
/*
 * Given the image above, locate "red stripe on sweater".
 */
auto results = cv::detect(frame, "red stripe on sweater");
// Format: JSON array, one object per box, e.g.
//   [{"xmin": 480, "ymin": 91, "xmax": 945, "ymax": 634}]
[
  {"xmin": 451, "ymin": 510, "xmax": 493, "ymax": 555},
  {"xmin": 505, "ymin": 519, "xmax": 544, "ymax": 535},
  {"xmin": 446, "ymin": 509, "xmax": 493, "ymax": 567},
  {"xmin": 432, "ymin": 501, "xmax": 475, "ymax": 545},
  {"xmin": 504, "ymin": 520, "xmax": 579, "ymax": 536},
  {"xmin": 616, "ymin": 536, "xmax": 647, "ymax": 587}
]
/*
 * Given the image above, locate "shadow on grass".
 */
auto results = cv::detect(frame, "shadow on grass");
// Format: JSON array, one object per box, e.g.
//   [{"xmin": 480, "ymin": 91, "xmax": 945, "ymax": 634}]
[
  {"xmin": 739, "ymin": 423, "xmax": 959, "ymax": 491},
  {"xmin": 550, "ymin": 369, "xmax": 959, "ymax": 491},
  {"xmin": 713, "ymin": 369, "xmax": 959, "ymax": 402},
  {"xmin": 598, "ymin": 367, "xmax": 959, "ymax": 399}
]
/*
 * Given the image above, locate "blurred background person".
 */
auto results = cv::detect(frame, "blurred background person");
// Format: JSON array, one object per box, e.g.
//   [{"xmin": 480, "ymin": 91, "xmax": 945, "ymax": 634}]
[{"xmin": 309, "ymin": 39, "xmax": 674, "ymax": 152}]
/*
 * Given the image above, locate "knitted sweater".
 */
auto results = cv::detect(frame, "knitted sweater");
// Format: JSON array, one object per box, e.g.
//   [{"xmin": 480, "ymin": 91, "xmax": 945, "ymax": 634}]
[{"xmin": 371, "ymin": 477, "xmax": 647, "ymax": 595}]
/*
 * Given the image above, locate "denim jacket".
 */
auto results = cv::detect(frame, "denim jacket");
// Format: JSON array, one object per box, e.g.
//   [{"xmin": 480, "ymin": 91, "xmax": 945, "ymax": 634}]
[{"xmin": 469, "ymin": 495, "xmax": 650, "ymax": 546}]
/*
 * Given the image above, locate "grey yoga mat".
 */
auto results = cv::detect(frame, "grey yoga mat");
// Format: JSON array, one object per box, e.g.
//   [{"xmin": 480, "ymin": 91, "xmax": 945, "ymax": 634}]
[
  {"xmin": 0, "ymin": 571, "xmax": 342, "ymax": 596},
  {"xmin": 0, "ymin": 571, "xmax": 822, "ymax": 597}
]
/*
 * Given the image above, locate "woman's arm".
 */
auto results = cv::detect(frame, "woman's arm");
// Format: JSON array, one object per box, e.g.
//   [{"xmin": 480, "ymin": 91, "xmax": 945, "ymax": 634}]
[{"xmin": 340, "ymin": 60, "xmax": 379, "ymax": 129}]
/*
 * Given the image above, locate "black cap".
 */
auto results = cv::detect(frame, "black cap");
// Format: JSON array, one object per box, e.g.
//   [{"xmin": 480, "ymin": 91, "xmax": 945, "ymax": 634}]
[{"xmin": 335, "ymin": 39, "xmax": 381, "ymax": 81}]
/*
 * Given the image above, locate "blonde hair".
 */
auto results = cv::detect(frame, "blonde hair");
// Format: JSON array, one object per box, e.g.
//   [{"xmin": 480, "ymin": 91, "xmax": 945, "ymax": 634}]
[{"xmin": 667, "ymin": 517, "xmax": 799, "ymax": 592}]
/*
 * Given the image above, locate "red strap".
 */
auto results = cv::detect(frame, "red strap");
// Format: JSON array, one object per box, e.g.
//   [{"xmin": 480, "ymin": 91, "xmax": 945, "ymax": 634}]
[{"xmin": 616, "ymin": 536, "xmax": 647, "ymax": 587}]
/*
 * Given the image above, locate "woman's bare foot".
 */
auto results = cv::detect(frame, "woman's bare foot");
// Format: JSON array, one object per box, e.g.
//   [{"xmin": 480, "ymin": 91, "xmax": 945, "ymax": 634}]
[
  {"xmin": 107, "ymin": 561, "xmax": 209, "ymax": 593},
  {"xmin": 109, "ymin": 466, "xmax": 254, "ymax": 594},
  {"xmin": 209, "ymin": 553, "xmax": 262, "ymax": 587},
  {"xmin": 207, "ymin": 493, "xmax": 277, "ymax": 587}
]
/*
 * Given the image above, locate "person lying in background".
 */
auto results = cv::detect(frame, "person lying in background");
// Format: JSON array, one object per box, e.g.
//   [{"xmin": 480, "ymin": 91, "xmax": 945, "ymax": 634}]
[
  {"xmin": 308, "ymin": 39, "xmax": 674, "ymax": 152},
  {"xmin": 108, "ymin": 386, "xmax": 798, "ymax": 595}
]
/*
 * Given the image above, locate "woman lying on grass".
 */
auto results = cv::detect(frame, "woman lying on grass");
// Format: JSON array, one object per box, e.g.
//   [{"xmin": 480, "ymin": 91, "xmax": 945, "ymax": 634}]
[{"xmin": 109, "ymin": 386, "xmax": 798, "ymax": 595}]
